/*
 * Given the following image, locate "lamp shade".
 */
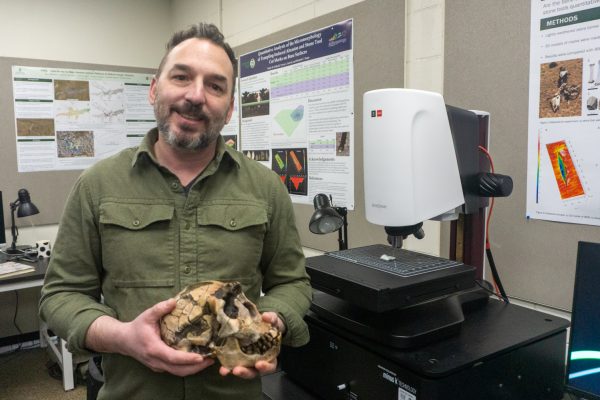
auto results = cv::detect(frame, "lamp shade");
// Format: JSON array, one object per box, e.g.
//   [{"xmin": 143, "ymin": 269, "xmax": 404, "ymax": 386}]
[
  {"xmin": 16, "ymin": 188, "xmax": 39, "ymax": 217},
  {"xmin": 309, "ymin": 194, "xmax": 343, "ymax": 234}
]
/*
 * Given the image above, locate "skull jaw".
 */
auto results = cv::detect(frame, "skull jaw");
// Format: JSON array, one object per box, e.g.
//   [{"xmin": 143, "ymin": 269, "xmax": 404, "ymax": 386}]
[{"xmin": 215, "ymin": 329, "xmax": 282, "ymax": 369}]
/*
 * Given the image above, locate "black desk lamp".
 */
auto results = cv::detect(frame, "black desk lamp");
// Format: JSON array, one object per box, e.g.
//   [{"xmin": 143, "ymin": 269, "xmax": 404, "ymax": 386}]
[
  {"xmin": 309, "ymin": 193, "xmax": 348, "ymax": 250},
  {"xmin": 6, "ymin": 188, "xmax": 40, "ymax": 255}
]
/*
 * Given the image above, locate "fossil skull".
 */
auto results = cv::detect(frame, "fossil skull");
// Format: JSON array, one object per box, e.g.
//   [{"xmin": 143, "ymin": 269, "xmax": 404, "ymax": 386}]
[{"xmin": 160, "ymin": 280, "xmax": 281, "ymax": 368}]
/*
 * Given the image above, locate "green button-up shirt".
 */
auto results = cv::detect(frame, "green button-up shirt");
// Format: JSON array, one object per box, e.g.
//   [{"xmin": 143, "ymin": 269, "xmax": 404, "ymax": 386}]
[{"xmin": 40, "ymin": 129, "xmax": 311, "ymax": 400}]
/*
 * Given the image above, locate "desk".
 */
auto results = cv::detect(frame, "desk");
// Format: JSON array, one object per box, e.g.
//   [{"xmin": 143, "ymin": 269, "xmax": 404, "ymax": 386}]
[
  {"xmin": 0, "ymin": 255, "xmax": 47, "ymax": 291},
  {"xmin": 0, "ymin": 255, "xmax": 75, "ymax": 391}
]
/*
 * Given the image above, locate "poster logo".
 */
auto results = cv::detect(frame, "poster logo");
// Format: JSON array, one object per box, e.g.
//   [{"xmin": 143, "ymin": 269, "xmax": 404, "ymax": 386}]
[{"xmin": 328, "ymin": 31, "xmax": 348, "ymax": 47}]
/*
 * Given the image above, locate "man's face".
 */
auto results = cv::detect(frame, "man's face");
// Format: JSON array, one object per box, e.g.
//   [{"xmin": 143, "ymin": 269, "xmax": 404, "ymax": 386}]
[{"xmin": 149, "ymin": 38, "xmax": 235, "ymax": 150}]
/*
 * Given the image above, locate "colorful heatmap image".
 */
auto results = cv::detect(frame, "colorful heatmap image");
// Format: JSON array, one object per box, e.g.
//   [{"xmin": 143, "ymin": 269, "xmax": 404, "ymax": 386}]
[
  {"xmin": 271, "ymin": 147, "xmax": 308, "ymax": 196},
  {"xmin": 546, "ymin": 140, "xmax": 584, "ymax": 199}
]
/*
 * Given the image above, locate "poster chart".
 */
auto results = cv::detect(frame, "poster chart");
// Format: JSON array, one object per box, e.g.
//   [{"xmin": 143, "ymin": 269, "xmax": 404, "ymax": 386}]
[
  {"xmin": 239, "ymin": 19, "xmax": 354, "ymax": 209},
  {"xmin": 527, "ymin": 1, "xmax": 600, "ymax": 226},
  {"xmin": 12, "ymin": 65, "xmax": 155, "ymax": 172},
  {"xmin": 220, "ymin": 78, "xmax": 240, "ymax": 150}
]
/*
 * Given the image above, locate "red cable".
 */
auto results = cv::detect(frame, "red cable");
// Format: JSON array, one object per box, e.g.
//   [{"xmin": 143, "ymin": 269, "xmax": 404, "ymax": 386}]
[
  {"xmin": 478, "ymin": 145, "xmax": 495, "ymax": 249},
  {"xmin": 478, "ymin": 145, "xmax": 501, "ymax": 298}
]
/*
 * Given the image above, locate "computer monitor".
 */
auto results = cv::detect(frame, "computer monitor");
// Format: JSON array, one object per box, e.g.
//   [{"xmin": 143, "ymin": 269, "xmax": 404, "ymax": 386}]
[
  {"xmin": 565, "ymin": 241, "xmax": 600, "ymax": 399},
  {"xmin": 0, "ymin": 191, "xmax": 6, "ymax": 245}
]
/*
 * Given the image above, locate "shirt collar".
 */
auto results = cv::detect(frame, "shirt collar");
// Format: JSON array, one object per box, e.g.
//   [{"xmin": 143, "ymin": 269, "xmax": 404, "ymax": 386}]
[{"xmin": 132, "ymin": 128, "xmax": 241, "ymax": 170}]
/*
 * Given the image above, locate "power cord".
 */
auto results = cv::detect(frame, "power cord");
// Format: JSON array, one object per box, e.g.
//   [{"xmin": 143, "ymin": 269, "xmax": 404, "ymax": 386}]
[
  {"xmin": 0, "ymin": 247, "xmax": 38, "ymax": 262},
  {"xmin": 478, "ymin": 145, "xmax": 510, "ymax": 304},
  {"xmin": 475, "ymin": 279, "xmax": 501, "ymax": 300},
  {"xmin": 0, "ymin": 291, "xmax": 29, "ymax": 362}
]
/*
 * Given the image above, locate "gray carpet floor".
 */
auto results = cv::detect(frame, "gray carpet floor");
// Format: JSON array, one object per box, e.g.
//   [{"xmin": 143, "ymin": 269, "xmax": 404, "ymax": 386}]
[{"xmin": 0, "ymin": 346, "xmax": 86, "ymax": 399}]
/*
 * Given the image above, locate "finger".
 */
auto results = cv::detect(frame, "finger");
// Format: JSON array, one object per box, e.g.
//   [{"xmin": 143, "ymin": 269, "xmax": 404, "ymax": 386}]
[
  {"xmin": 261, "ymin": 312, "xmax": 277, "ymax": 325},
  {"xmin": 164, "ymin": 358, "xmax": 215, "ymax": 377},
  {"xmin": 143, "ymin": 298, "xmax": 177, "ymax": 322},
  {"xmin": 231, "ymin": 366, "xmax": 258, "ymax": 379},
  {"xmin": 261, "ymin": 312, "xmax": 284, "ymax": 332},
  {"xmin": 219, "ymin": 365, "xmax": 256, "ymax": 379},
  {"xmin": 255, "ymin": 359, "xmax": 277, "ymax": 374},
  {"xmin": 160, "ymin": 346, "xmax": 207, "ymax": 366},
  {"xmin": 218, "ymin": 365, "xmax": 254, "ymax": 378}
]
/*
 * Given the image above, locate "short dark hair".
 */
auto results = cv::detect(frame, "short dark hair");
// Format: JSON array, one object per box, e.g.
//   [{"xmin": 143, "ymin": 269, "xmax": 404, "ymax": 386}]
[{"xmin": 156, "ymin": 23, "xmax": 238, "ymax": 94}]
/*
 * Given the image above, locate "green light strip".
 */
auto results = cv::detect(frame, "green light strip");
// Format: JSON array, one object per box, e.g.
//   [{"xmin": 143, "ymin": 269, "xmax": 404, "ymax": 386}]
[{"xmin": 571, "ymin": 350, "xmax": 600, "ymax": 360}]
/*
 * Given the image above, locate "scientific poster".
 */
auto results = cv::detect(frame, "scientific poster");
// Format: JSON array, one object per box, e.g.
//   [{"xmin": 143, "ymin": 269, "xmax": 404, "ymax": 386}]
[
  {"xmin": 220, "ymin": 77, "xmax": 240, "ymax": 150},
  {"xmin": 526, "ymin": 2, "xmax": 600, "ymax": 226},
  {"xmin": 239, "ymin": 20, "xmax": 354, "ymax": 209},
  {"xmin": 12, "ymin": 66, "xmax": 155, "ymax": 172}
]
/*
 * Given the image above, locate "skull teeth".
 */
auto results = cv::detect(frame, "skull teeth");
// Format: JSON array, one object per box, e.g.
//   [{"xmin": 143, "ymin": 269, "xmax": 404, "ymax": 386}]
[{"xmin": 241, "ymin": 332, "xmax": 278, "ymax": 355}]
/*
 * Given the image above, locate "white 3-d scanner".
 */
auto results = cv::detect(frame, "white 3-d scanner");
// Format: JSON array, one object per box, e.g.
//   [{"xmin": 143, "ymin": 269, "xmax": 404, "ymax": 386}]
[{"xmin": 363, "ymin": 89, "xmax": 464, "ymax": 237}]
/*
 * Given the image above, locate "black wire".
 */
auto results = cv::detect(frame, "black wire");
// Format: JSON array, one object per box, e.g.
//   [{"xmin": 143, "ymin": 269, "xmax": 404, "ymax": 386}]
[
  {"xmin": 0, "ymin": 343, "xmax": 39, "ymax": 365},
  {"xmin": 12, "ymin": 290, "xmax": 23, "ymax": 336},
  {"xmin": 0, "ymin": 291, "xmax": 25, "ymax": 358},
  {"xmin": 486, "ymin": 248, "xmax": 509, "ymax": 303},
  {"xmin": 475, "ymin": 279, "xmax": 502, "ymax": 300}
]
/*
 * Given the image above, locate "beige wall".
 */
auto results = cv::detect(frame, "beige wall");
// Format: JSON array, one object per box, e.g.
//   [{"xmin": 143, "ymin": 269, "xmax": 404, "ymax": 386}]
[{"xmin": 0, "ymin": 0, "xmax": 171, "ymax": 67}]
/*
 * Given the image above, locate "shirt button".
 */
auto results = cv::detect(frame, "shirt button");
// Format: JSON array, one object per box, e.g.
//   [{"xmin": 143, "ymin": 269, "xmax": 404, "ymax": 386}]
[
  {"xmin": 185, "ymin": 222, "xmax": 191, "ymax": 230},
  {"xmin": 183, "ymin": 265, "xmax": 191, "ymax": 274},
  {"xmin": 229, "ymin": 219, "xmax": 237, "ymax": 227},
  {"xmin": 171, "ymin": 182, "xmax": 179, "ymax": 190},
  {"xmin": 132, "ymin": 219, "xmax": 140, "ymax": 227}
]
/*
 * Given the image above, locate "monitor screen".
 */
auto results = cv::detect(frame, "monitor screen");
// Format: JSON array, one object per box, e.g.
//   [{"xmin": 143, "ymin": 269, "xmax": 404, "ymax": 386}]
[
  {"xmin": 0, "ymin": 191, "xmax": 6, "ymax": 245},
  {"xmin": 565, "ymin": 241, "xmax": 600, "ymax": 399}
]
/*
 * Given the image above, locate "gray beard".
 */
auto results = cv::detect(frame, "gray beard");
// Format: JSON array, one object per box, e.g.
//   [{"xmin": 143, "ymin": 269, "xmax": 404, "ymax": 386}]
[
  {"xmin": 154, "ymin": 96, "xmax": 229, "ymax": 151},
  {"xmin": 157, "ymin": 118, "xmax": 221, "ymax": 150}
]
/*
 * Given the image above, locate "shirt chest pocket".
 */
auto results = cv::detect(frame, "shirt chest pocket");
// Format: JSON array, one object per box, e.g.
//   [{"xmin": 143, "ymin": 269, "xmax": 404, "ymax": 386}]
[
  {"xmin": 196, "ymin": 204, "xmax": 268, "ymax": 276},
  {"xmin": 99, "ymin": 202, "xmax": 175, "ymax": 288}
]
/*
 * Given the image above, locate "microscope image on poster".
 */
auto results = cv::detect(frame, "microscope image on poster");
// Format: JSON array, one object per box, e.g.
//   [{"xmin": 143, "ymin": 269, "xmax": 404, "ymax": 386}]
[{"xmin": 546, "ymin": 140, "xmax": 585, "ymax": 200}]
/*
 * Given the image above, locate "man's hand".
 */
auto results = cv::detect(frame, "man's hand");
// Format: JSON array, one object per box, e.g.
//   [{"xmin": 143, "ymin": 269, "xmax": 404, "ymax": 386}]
[
  {"xmin": 218, "ymin": 311, "xmax": 283, "ymax": 379},
  {"xmin": 86, "ymin": 299, "xmax": 214, "ymax": 376}
]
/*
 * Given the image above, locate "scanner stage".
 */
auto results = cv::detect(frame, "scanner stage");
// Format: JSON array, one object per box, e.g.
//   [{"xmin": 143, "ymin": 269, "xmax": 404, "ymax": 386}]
[{"xmin": 306, "ymin": 244, "xmax": 476, "ymax": 313}]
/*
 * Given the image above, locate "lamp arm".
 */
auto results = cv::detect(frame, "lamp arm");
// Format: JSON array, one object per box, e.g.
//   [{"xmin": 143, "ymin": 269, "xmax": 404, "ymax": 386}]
[
  {"xmin": 335, "ymin": 206, "xmax": 348, "ymax": 250},
  {"xmin": 9, "ymin": 201, "xmax": 19, "ymax": 251}
]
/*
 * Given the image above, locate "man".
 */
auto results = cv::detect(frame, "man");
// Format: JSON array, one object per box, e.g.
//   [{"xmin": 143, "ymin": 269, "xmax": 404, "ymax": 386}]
[{"xmin": 40, "ymin": 23, "xmax": 311, "ymax": 399}]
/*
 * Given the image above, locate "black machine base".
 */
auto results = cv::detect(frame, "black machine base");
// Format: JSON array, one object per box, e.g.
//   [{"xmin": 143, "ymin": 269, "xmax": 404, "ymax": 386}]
[
  {"xmin": 310, "ymin": 290, "xmax": 468, "ymax": 349},
  {"xmin": 282, "ymin": 300, "xmax": 569, "ymax": 400}
]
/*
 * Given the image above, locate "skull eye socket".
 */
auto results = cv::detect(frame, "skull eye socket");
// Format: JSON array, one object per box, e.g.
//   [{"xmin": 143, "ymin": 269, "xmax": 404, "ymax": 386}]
[
  {"xmin": 243, "ymin": 301, "xmax": 258, "ymax": 318},
  {"xmin": 223, "ymin": 291, "xmax": 239, "ymax": 318}
]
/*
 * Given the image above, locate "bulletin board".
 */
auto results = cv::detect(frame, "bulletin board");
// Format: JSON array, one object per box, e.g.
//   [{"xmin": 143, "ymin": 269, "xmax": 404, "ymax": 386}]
[
  {"xmin": 0, "ymin": 57, "xmax": 154, "ymax": 228},
  {"xmin": 443, "ymin": 0, "xmax": 600, "ymax": 310},
  {"xmin": 234, "ymin": 0, "xmax": 405, "ymax": 252}
]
